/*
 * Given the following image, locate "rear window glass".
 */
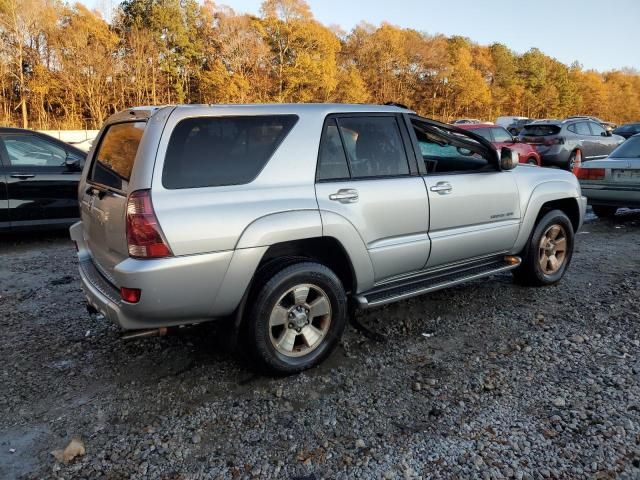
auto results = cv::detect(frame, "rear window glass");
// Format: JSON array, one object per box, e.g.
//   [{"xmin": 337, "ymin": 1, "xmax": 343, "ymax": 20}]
[
  {"xmin": 521, "ymin": 125, "xmax": 561, "ymax": 136},
  {"xmin": 163, "ymin": 115, "xmax": 297, "ymax": 189},
  {"xmin": 90, "ymin": 122, "xmax": 146, "ymax": 192},
  {"xmin": 610, "ymin": 136, "xmax": 640, "ymax": 158}
]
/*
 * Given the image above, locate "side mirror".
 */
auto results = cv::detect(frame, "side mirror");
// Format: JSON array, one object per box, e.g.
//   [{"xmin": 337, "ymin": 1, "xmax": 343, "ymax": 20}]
[
  {"xmin": 512, "ymin": 136, "xmax": 520, "ymax": 143},
  {"xmin": 65, "ymin": 157, "xmax": 82, "ymax": 172},
  {"xmin": 605, "ymin": 130, "xmax": 612, "ymax": 137},
  {"xmin": 500, "ymin": 147, "xmax": 518, "ymax": 170}
]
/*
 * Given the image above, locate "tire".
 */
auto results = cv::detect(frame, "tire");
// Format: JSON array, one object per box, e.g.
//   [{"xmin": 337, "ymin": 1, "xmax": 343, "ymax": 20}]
[
  {"xmin": 526, "ymin": 156, "xmax": 538, "ymax": 165},
  {"xmin": 567, "ymin": 149, "xmax": 582, "ymax": 172},
  {"xmin": 592, "ymin": 205, "xmax": 618, "ymax": 218},
  {"xmin": 244, "ymin": 261, "xmax": 347, "ymax": 374},
  {"xmin": 512, "ymin": 209, "xmax": 574, "ymax": 286}
]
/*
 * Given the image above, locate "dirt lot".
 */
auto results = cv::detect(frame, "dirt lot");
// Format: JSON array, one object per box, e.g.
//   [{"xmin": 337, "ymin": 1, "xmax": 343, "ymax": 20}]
[{"xmin": 1, "ymin": 210, "xmax": 640, "ymax": 479}]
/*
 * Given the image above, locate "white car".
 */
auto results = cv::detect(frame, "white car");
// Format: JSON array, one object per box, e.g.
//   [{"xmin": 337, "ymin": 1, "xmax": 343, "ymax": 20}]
[{"xmin": 577, "ymin": 134, "xmax": 640, "ymax": 217}]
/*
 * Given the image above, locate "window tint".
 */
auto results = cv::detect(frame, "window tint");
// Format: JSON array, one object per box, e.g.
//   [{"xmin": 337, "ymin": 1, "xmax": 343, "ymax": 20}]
[
  {"xmin": 336, "ymin": 116, "xmax": 409, "ymax": 178},
  {"xmin": 589, "ymin": 122, "xmax": 606, "ymax": 136},
  {"xmin": 163, "ymin": 115, "xmax": 297, "ymax": 189},
  {"xmin": 3, "ymin": 135, "xmax": 67, "ymax": 167},
  {"xmin": 413, "ymin": 121, "xmax": 491, "ymax": 174},
  {"xmin": 471, "ymin": 128, "xmax": 492, "ymax": 141},
  {"xmin": 90, "ymin": 122, "xmax": 145, "ymax": 192},
  {"xmin": 317, "ymin": 119, "xmax": 350, "ymax": 180},
  {"xmin": 573, "ymin": 122, "xmax": 591, "ymax": 135},
  {"xmin": 492, "ymin": 127, "xmax": 513, "ymax": 143}
]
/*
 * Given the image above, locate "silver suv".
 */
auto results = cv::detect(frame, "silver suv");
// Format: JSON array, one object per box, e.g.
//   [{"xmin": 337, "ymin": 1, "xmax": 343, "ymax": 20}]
[{"xmin": 70, "ymin": 104, "xmax": 587, "ymax": 373}]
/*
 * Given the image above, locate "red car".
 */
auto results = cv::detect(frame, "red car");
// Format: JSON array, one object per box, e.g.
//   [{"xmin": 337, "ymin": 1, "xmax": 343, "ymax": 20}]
[{"xmin": 456, "ymin": 123, "xmax": 541, "ymax": 166}]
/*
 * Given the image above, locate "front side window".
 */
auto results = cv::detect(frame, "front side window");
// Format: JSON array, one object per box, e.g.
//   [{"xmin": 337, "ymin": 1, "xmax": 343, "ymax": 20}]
[
  {"xmin": 90, "ymin": 122, "xmax": 146, "ymax": 192},
  {"xmin": 163, "ymin": 115, "xmax": 297, "ymax": 189},
  {"xmin": 589, "ymin": 122, "xmax": 606, "ymax": 136},
  {"xmin": 3, "ymin": 135, "xmax": 67, "ymax": 167},
  {"xmin": 492, "ymin": 127, "xmax": 513, "ymax": 143},
  {"xmin": 412, "ymin": 120, "xmax": 492, "ymax": 174},
  {"xmin": 336, "ymin": 116, "xmax": 409, "ymax": 178}
]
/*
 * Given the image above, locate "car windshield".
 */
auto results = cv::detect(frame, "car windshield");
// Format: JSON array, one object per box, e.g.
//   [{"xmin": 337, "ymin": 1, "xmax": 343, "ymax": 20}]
[{"xmin": 610, "ymin": 136, "xmax": 640, "ymax": 159}]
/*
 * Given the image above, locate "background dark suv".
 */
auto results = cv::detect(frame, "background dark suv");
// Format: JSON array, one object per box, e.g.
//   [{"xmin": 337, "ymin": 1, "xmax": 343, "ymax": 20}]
[{"xmin": 519, "ymin": 119, "xmax": 624, "ymax": 170}]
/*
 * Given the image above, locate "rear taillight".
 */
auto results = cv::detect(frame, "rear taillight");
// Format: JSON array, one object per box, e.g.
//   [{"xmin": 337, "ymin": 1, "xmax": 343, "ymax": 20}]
[
  {"xmin": 120, "ymin": 287, "xmax": 141, "ymax": 303},
  {"xmin": 126, "ymin": 190, "xmax": 172, "ymax": 258},
  {"xmin": 544, "ymin": 136, "xmax": 565, "ymax": 146},
  {"xmin": 576, "ymin": 168, "xmax": 605, "ymax": 180}
]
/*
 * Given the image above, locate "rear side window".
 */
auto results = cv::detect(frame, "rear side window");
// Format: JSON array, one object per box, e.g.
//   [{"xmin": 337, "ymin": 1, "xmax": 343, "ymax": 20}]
[
  {"xmin": 163, "ymin": 115, "xmax": 297, "ymax": 189},
  {"xmin": 568, "ymin": 122, "xmax": 591, "ymax": 135},
  {"xmin": 337, "ymin": 116, "xmax": 409, "ymax": 178},
  {"xmin": 90, "ymin": 121, "xmax": 146, "ymax": 192},
  {"xmin": 317, "ymin": 119, "xmax": 350, "ymax": 181},
  {"xmin": 471, "ymin": 128, "xmax": 492, "ymax": 141}
]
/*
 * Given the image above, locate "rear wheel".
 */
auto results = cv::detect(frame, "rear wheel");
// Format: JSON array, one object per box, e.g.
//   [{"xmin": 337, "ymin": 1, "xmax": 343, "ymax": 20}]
[
  {"xmin": 567, "ymin": 149, "xmax": 582, "ymax": 172},
  {"xmin": 526, "ymin": 156, "xmax": 538, "ymax": 165},
  {"xmin": 244, "ymin": 261, "xmax": 347, "ymax": 374},
  {"xmin": 592, "ymin": 205, "xmax": 618, "ymax": 218},
  {"xmin": 513, "ymin": 209, "xmax": 574, "ymax": 286}
]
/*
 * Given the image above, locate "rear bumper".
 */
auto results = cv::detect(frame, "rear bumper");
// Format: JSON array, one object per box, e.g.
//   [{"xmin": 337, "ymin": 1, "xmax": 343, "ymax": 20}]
[
  {"xmin": 70, "ymin": 221, "xmax": 236, "ymax": 330},
  {"xmin": 581, "ymin": 184, "xmax": 640, "ymax": 208},
  {"xmin": 538, "ymin": 148, "xmax": 570, "ymax": 168}
]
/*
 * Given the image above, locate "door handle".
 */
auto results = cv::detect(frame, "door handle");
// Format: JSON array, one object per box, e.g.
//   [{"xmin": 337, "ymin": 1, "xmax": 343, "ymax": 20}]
[
  {"xmin": 430, "ymin": 182, "xmax": 452, "ymax": 194},
  {"xmin": 329, "ymin": 189, "xmax": 359, "ymax": 203},
  {"xmin": 10, "ymin": 174, "xmax": 36, "ymax": 180}
]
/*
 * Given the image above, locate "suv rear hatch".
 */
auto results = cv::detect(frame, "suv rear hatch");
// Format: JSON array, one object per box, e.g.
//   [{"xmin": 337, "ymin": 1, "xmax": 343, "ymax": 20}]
[{"xmin": 81, "ymin": 118, "xmax": 148, "ymax": 283}]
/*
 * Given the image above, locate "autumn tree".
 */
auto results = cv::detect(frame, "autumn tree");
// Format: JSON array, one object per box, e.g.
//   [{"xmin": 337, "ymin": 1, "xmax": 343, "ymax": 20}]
[{"xmin": 259, "ymin": 0, "xmax": 339, "ymax": 102}]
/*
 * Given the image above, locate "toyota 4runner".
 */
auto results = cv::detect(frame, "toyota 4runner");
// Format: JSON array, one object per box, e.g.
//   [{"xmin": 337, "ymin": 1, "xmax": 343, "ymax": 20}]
[{"xmin": 70, "ymin": 104, "xmax": 587, "ymax": 373}]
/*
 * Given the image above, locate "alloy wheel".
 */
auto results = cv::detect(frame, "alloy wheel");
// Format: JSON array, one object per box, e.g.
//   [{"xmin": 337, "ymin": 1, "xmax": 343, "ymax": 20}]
[
  {"xmin": 538, "ymin": 224, "xmax": 568, "ymax": 275},
  {"xmin": 268, "ymin": 283, "xmax": 332, "ymax": 357}
]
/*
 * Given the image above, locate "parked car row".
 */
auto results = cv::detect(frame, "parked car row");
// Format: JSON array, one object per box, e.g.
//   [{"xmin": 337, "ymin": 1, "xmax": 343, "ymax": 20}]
[{"xmin": 456, "ymin": 123, "xmax": 541, "ymax": 165}]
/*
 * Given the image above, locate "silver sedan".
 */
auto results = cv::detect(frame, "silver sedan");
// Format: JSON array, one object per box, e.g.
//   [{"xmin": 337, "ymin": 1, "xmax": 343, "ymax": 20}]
[{"xmin": 578, "ymin": 134, "xmax": 640, "ymax": 217}]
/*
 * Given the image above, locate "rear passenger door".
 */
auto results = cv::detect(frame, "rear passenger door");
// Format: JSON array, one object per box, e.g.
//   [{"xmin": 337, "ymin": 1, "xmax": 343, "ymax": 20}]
[
  {"xmin": 315, "ymin": 114, "xmax": 430, "ymax": 282},
  {"xmin": 409, "ymin": 117, "xmax": 521, "ymax": 268}
]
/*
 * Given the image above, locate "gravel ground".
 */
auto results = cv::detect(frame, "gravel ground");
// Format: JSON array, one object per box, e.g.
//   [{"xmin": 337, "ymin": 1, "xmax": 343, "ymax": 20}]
[{"xmin": 1, "ymin": 210, "xmax": 640, "ymax": 480}]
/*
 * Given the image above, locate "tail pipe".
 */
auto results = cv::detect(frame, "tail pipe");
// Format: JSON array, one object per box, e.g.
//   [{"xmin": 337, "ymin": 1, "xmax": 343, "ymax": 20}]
[{"xmin": 121, "ymin": 327, "xmax": 169, "ymax": 341}]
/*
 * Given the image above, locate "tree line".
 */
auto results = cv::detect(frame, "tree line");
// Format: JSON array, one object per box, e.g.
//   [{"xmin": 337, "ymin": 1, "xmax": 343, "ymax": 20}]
[{"xmin": 1, "ymin": 0, "xmax": 639, "ymax": 130}]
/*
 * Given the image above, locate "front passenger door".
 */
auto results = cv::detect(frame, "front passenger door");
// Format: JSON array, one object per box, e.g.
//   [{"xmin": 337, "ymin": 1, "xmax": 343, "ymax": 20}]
[
  {"xmin": 0, "ymin": 133, "xmax": 81, "ymax": 226},
  {"xmin": 410, "ymin": 117, "xmax": 521, "ymax": 268}
]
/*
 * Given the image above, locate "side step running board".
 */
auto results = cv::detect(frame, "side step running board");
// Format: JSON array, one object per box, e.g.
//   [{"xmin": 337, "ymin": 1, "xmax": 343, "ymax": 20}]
[{"xmin": 355, "ymin": 256, "xmax": 521, "ymax": 309}]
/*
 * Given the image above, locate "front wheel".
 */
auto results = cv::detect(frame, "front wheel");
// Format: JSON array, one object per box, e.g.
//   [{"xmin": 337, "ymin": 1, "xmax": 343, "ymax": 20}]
[
  {"xmin": 526, "ymin": 156, "xmax": 538, "ymax": 165},
  {"xmin": 513, "ymin": 209, "xmax": 575, "ymax": 286},
  {"xmin": 244, "ymin": 262, "xmax": 347, "ymax": 374}
]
